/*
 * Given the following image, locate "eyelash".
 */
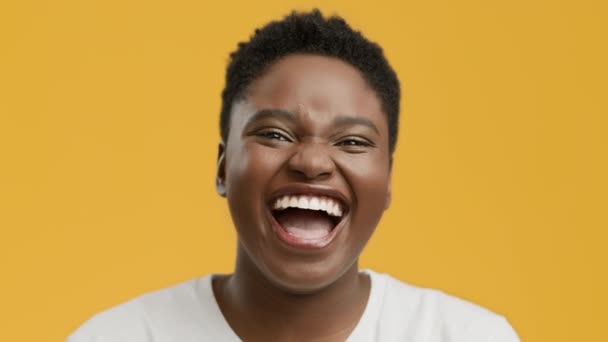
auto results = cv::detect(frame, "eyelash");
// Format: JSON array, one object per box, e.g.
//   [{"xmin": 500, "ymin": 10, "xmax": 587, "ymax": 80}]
[
  {"xmin": 336, "ymin": 138, "xmax": 372, "ymax": 147},
  {"xmin": 255, "ymin": 130, "xmax": 373, "ymax": 149},
  {"xmin": 256, "ymin": 130, "xmax": 291, "ymax": 142}
]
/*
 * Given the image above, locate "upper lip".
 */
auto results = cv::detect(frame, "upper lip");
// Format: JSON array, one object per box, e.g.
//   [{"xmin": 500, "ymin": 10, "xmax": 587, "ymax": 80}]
[{"xmin": 267, "ymin": 183, "xmax": 350, "ymax": 211}]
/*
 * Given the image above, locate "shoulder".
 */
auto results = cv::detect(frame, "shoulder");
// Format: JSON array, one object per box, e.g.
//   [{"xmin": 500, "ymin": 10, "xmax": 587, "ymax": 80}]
[
  {"xmin": 67, "ymin": 276, "xmax": 211, "ymax": 342},
  {"xmin": 368, "ymin": 270, "xmax": 520, "ymax": 342}
]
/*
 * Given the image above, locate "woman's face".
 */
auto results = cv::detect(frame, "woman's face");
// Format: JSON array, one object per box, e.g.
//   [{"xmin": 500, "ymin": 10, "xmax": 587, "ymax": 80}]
[{"xmin": 218, "ymin": 54, "xmax": 392, "ymax": 293}]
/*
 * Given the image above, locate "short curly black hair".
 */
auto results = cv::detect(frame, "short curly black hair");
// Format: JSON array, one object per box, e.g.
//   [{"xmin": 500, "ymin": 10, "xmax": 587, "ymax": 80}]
[{"xmin": 220, "ymin": 9, "xmax": 401, "ymax": 154}]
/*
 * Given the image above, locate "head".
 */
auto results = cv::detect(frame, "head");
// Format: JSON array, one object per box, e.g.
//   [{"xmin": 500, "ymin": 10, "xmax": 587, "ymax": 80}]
[{"xmin": 216, "ymin": 10, "xmax": 400, "ymax": 293}]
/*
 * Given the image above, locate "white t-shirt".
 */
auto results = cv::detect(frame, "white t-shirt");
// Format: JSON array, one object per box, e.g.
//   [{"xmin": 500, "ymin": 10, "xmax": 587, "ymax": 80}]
[{"xmin": 67, "ymin": 270, "xmax": 520, "ymax": 341}]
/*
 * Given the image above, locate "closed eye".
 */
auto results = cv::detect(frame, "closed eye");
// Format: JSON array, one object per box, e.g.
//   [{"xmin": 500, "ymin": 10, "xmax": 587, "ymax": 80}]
[
  {"xmin": 256, "ymin": 129, "xmax": 292, "ymax": 142},
  {"xmin": 336, "ymin": 138, "xmax": 374, "ymax": 147}
]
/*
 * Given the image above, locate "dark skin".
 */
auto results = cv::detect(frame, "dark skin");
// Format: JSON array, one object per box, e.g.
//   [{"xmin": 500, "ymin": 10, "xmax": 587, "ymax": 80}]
[{"xmin": 215, "ymin": 54, "xmax": 392, "ymax": 341}]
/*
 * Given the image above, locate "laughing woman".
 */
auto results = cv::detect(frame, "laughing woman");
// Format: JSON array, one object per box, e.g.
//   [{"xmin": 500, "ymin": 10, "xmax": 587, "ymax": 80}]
[{"xmin": 68, "ymin": 9, "xmax": 520, "ymax": 342}]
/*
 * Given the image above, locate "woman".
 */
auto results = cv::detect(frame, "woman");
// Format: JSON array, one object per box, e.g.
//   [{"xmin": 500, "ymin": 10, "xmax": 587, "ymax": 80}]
[{"xmin": 68, "ymin": 9, "xmax": 519, "ymax": 341}]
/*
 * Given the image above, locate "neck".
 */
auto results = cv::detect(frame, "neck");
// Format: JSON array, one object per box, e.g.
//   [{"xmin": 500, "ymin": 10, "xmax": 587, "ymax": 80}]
[{"xmin": 213, "ymin": 245, "xmax": 370, "ymax": 341}]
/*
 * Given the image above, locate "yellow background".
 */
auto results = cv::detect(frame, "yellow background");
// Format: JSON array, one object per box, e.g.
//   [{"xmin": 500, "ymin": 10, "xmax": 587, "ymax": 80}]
[{"xmin": 1, "ymin": 0, "xmax": 606, "ymax": 341}]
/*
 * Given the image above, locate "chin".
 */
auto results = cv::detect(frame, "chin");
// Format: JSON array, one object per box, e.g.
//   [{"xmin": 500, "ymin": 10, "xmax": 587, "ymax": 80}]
[{"xmin": 261, "ymin": 257, "xmax": 355, "ymax": 295}]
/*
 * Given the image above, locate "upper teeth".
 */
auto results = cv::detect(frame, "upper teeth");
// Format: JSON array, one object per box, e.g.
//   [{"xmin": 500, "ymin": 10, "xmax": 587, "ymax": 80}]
[{"xmin": 271, "ymin": 195, "xmax": 344, "ymax": 217}]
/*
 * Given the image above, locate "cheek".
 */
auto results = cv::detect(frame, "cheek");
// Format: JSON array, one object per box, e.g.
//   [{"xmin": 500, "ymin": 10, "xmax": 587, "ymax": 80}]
[
  {"xmin": 225, "ymin": 143, "xmax": 281, "ymax": 192},
  {"xmin": 340, "ymin": 155, "xmax": 390, "ymax": 234},
  {"xmin": 341, "ymin": 151, "xmax": 390, "ymax": 193},
  {"xmin": 224, "ymin": 143, "xmax": 284, "ymax": 228}
]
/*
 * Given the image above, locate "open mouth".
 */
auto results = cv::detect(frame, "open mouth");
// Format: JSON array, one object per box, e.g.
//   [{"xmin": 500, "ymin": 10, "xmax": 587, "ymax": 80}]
[{"xmin": 269, "ymin": 194, "xmax": 347, "ymax": 248}]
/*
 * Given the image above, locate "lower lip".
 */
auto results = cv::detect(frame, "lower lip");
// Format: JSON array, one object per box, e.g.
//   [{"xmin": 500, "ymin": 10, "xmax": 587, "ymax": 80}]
[{"xmin": 269, "ymin": 211, "xmax": 346, "ymax": 250}]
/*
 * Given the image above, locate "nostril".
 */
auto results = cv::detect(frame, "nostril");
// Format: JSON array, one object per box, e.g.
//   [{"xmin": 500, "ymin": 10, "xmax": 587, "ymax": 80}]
[
  {"xmin": 289, "ymin": 167, "xmax": 333, "ymax": 181},
  {"xmin": 287, "ymin": 145, "xmax": 335, "ymax": 180}
]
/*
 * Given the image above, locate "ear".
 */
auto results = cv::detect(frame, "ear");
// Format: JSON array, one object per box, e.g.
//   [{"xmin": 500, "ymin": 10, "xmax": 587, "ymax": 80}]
[{"xmin": 216, "ymin": 141, "xmax": 227, "ymax": 197}]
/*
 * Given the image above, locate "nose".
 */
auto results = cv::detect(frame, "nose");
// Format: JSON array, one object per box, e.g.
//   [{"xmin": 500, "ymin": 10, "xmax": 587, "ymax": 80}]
[{"xmin": 287, "ymin": 142, "xmax": 335, "ymax": 180}]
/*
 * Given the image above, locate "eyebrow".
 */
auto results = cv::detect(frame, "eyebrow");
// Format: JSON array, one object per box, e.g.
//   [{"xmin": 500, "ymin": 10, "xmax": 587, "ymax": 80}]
[
  {"xmin": 332, "ymin": 116, "xmax": 379, "ymax": 134},
  {"xmin": 244, "ymin": 109, "xmax": 296, "ymax": 128},
  {"xmin": 244, "ymin": 108, "xmax": 379, "ymax": 134}
]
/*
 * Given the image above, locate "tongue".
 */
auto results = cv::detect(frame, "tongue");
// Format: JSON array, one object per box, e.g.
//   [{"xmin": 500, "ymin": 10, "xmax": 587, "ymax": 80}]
[{"xmin": 275, "ymin": 208, "xmax": 335, "ymax": 239}]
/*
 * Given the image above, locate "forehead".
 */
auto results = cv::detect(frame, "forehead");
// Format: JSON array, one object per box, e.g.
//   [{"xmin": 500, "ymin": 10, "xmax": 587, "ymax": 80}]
[{"xmin": 241, "ymin": 54, "xmax": 385, "ymax": 125}]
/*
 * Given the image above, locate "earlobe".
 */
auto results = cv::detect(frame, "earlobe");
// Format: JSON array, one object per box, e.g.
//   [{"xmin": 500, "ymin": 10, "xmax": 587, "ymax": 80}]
[{"xmin": 216, "ymin": 141, "xmax": 227, "ymax": 197}]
